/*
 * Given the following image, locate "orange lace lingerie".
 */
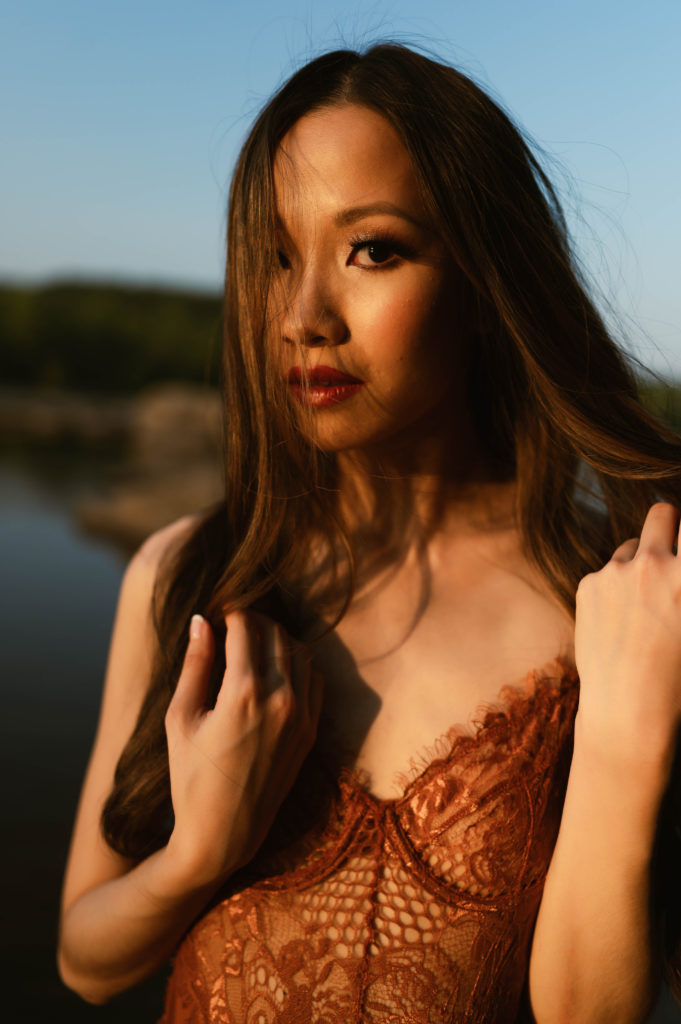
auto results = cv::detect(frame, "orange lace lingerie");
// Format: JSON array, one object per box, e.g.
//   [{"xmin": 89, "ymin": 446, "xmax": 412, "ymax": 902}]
[{"xmin": 159, "ymin": 658, "xmax": 579, "ymax": 1023}]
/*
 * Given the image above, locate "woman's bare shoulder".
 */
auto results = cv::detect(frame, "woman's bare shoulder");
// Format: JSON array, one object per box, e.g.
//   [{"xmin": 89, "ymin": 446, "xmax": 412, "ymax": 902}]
[
  {"xmin": 102, "ymin": 514, "xmax": 202, "ymax": 708},
  {"xmin": 132, "ymin": 513, "xmax": 201, "ymax": 574},
  {"xmin": 102, "ymin": 517, "xmax": 199, "ymax": 649}
]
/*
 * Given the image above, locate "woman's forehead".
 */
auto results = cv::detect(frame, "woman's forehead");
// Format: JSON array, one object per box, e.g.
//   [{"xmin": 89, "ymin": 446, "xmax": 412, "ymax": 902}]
[{"xmin": 272, "ymin": 104, "xmax": 428, "ymax": 231}]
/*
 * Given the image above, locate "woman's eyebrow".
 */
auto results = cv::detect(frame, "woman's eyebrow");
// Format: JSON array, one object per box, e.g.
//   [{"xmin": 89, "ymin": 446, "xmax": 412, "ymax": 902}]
[{"xmin": 334, "ymin": 202, "xmax": 428, "ymax": 231}]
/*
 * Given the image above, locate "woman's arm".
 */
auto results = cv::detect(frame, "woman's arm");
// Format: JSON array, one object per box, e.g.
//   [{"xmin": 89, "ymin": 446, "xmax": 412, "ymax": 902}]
[
  {"xmin": 58, "ymin": 840, "xmax": 230, "ymax": 1004},
  {"xmin": 527, "ymin": 727, "xmax": 670, "ymax": 1023},
  {"xmin": 58, "ymin": 520, "xmax": 189, "ymax": 1002},
  {"xmin": 58, "ymin": 519, "xmax": 321, "ymax": 1005},
  {"xmin": 528, "ymin": 502, "xmax": 681, "ymax": 1023}
]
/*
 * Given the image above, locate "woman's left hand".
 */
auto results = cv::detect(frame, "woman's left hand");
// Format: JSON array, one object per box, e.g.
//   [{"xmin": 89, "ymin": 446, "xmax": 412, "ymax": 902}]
[{"xmin": 574, "ymin": 501, "xmax": 681, "ymax": 772}]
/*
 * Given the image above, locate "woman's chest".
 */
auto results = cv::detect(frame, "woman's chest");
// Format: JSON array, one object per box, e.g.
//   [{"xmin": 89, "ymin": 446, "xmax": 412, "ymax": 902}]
[{"xmin": 305, "ymin": 553, "xmax": 575, "ymax": 800}]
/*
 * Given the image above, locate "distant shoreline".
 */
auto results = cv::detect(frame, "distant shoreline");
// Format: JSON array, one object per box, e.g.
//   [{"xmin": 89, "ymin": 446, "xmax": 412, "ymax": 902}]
[{"xmin": 0, "ymin": 279, "xmax": 221, "ymax": 394}]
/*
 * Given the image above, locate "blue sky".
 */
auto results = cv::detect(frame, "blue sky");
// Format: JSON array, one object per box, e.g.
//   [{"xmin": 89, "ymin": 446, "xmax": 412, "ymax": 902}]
[{"xmin": 2, "ymin": 0, "xmax": 680, "ymax": 374}]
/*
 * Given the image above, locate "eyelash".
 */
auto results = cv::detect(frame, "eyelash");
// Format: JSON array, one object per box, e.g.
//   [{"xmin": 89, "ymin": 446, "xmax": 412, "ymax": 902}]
[
  {"xmin": 347, "ymin": 230, "xmax": 412, "ymax": 269},
  {"xmin": 275, "ymin": 230, "xmax": 413, "ymax": 271}
]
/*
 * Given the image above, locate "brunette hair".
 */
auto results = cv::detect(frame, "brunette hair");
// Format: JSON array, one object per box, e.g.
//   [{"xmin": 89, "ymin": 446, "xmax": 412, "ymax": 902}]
[{"xmin": 101, "ymin": 43, "xmax": 681, "ymax": 995}]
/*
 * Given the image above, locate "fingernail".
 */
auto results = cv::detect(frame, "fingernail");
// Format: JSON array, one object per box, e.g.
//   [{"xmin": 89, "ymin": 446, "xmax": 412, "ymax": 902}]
[{"xmin": 190, "ymin": 614, "xmax": 204, "ymax": 640}]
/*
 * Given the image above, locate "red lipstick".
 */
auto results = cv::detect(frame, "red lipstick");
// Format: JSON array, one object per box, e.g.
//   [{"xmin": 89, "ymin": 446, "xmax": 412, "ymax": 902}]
[{"xmin": 287, "ymin": 365, "xmax": 364, "ymax": 407}]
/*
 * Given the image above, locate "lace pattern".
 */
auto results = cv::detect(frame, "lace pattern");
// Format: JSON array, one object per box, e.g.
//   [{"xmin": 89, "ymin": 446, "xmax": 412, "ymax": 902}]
[{"xmin": 160, "ymin": 658, "xmax": 579, "ymax": 1023}]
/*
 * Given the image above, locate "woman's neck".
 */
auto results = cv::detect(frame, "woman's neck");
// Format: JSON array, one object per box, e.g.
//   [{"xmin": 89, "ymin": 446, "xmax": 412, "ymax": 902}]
[
  {"xmin": 333, "ymin": 403, "xmax": 517, "ymax": 554},
  {"xmin": 295, "ymin": 400, "xmax": 519, "ymax": 628}
]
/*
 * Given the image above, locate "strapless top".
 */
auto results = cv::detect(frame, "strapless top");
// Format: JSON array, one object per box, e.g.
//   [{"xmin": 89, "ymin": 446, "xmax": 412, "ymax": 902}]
[{"xmin": 159, "ymin": 658, "xmax": 580, "ymax": 1023}]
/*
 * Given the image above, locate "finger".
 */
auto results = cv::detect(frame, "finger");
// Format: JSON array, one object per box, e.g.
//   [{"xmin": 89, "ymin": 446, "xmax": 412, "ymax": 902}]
[
  {"xmin": 224, "ymin": 609, "xmax": 254, "ymax": 676},
  {"xmin": 637, "ymin": 502, "xmax": 681, "ymax": 556},
  {"xmin": 261, "ymin": 619, "xmax": 292, "ymax": 697},
  {"xmin": 169, "ymin": 614, "xmax": 216, "ymax": 720},
  {"xmin": 246, "ymin": 610, "xmax": 272, "ymax": 678},
  {"xmin": 223, "ymin": 609, "xmax": 265, "ymax": 699},
  {"xmin": 610, "ymin": 537, "xmax": 639, "ymax": 563}
]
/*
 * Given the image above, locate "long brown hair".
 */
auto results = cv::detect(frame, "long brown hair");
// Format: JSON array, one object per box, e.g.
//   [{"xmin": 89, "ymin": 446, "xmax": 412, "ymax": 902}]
[{"xmin": 101, "ymin": 43, "xmax": 681, "ymax": 995}]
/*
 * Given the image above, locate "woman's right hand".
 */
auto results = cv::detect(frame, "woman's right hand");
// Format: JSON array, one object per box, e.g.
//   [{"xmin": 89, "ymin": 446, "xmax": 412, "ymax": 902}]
[{"xmin": 164, "ymin": 609, "xmax": 323, "ymax": 888}]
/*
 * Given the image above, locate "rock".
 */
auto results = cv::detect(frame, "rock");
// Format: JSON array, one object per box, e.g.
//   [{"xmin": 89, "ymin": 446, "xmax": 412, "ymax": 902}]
[
  {"xmin": 76, "ymin": 383, "xmax": 224, "ymax": 549},
  {"xmin": 131, "ymin": 382, "xmax": 222, "ymax": 468},
  {"xmin": 78, "ymin": 462, "xmax": 224, "ymax": 553},
  {"xmin": 0, "ymin": 383, "xmax": 225, "ymax": 551}
]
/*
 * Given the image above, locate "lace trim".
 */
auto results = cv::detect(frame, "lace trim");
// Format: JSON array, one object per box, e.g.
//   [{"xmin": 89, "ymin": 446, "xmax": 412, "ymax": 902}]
[{"xmin": 333, "ymin": 656, "xmax": 579, "ymax": 806}]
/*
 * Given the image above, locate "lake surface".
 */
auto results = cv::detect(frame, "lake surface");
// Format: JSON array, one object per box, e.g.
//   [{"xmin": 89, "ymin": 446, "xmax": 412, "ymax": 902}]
[
  {"xmin": 0, "ymin": 456, "xmax": 168, "ymax": 1020},
  {"xmin": 1, "ymin": 455, "xmax": 679, "ymax": 1022}
]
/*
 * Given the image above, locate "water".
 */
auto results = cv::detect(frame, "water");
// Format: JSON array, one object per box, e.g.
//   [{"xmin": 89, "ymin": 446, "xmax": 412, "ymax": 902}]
[
  {"xmin": 1, "ymin": 456, "xmax": 679, "ymax": 1021},
  {"xmin": 0, "ymin": 458, "xmax": 168, "ymax": 1020}
]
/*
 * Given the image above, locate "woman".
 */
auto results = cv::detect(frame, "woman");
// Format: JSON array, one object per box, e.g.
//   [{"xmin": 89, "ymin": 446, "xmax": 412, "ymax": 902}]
[{"xmin": 58, "ymin": 44, "xmax": 681, "ymax": 1022}]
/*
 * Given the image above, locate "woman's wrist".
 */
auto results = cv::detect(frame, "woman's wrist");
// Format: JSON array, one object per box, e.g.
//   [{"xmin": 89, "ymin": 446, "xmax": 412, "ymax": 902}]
[
  {"xmin": 570, "ymin": 715, "xmax": 673, "ymax": 855},
  {"xmin": 161, "ymin": 831, "xmax": 238, "ymax": 899},
  {"xmin": 572, "ymin": 706, "xmax": 678, "ymax": 791}
]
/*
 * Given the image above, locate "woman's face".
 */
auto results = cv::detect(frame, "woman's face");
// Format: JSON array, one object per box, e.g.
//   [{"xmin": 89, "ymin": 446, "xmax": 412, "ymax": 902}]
[{"xmin": 272, "ymin": 103, "xmax": 473, "ymax": 455}]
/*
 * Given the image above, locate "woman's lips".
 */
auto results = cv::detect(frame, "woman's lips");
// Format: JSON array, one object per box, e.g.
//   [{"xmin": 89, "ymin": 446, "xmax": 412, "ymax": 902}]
[{"xmin": 287, "ymin": 365, "xmax": 364, "ymax": 407}]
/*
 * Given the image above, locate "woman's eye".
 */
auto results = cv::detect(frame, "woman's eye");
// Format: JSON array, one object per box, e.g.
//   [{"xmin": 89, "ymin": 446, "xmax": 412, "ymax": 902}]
[
  {"xmin": 276, "ymin": 250, "xmax": 291, "ymax": 270},
  {"xmin": 350, "ymin": 241, "xmax": 399, "ymax": 268}
]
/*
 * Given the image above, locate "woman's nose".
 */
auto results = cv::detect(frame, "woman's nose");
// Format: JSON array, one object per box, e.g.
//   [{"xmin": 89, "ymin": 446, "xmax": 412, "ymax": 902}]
[{"xmin": 279, "ymin": 270, "xmax": 348, "ymax": 348}]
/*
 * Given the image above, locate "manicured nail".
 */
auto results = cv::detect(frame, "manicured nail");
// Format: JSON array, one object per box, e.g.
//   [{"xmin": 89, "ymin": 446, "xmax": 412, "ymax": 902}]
[{"xmin": 190, "ymin": 614, "xmax": 204, "ymax": 640}]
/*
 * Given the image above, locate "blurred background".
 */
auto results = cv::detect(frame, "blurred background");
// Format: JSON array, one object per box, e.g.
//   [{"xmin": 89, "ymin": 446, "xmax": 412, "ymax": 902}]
[{"xmin": 1, "ymin": 1, "xmax": 680, "ymax": 1019}]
